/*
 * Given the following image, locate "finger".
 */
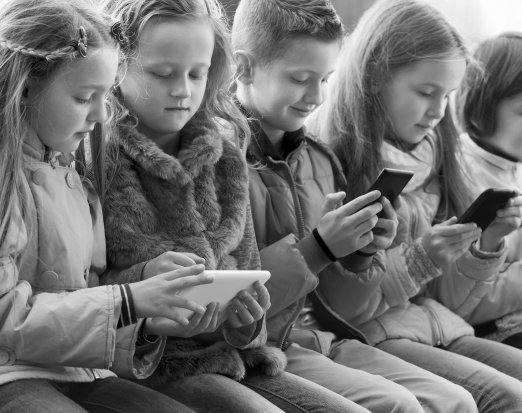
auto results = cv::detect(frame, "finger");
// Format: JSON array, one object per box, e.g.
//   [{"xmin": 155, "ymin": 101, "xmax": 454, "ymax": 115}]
[
  {"xmin": 338, "ymin": 191, "xmax": 382, "ymax": 216},
  {"xmin": 208, "ymin": 303, "xmax": 221, "ymax": 331},
  {"xmin": 253, "ymin": 282, "xmax": 271, "ymax": 311},
  {"xmin": 437, "ymin": 216, "xmax": 458, "ymax": 226},
  {"xmin": 177, "ymin": 252, "xmax": 206, "ymax": 265},
  {"xmin": 322, "ymin": 191, "xmax": 346, "ymax": 213},
  {"xmin": 225, "ymin": 305, "xmax": 242, "ymax": 328},
  {"xmin": 237, "ymin": 290, "xmax": 265, "ymax": 321},
  {"xmin": 353, "ymin": 214, "xmax": 379, "ymax": 236},
  {"xmin": 170, "ymin": 296, "xmax": 207, "ymax": 315},
  {"xmin": 161, "ymin": 265, "xmax": 210, "ymax": 283},
  {"xmin": 497, "ymin": 206, "xmax": 522, "ymax": 218},
  {"xmin": 435, "ymin": 223, "xmax": 478, "ymax": 236},
  {"xmin": 229, "ymin": 298, "xmax": 255, "ymax": 326},
  {"xmin": 380, "ymin": 197, "xmax": 398, "ymax": 220}
]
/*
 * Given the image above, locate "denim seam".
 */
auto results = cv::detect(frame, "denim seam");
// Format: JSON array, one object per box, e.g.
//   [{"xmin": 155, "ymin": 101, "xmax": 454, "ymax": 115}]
[
  {"xmin": 437, "ymin": 373, "xmax": 498, "ymax": 413},
  {"xmin": 242, "ymin": 382, "xmax": 309, "ymax": 413}
]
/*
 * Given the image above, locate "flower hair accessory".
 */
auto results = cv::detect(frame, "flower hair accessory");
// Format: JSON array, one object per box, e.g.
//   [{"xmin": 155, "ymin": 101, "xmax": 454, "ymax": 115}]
[
  {"xmin": 70, "ymin": 26, "xmax": 88, "ymax": 58},
  {"xmin": 110, "ymin": 22, "xmax": 129, "ymax": 50}
]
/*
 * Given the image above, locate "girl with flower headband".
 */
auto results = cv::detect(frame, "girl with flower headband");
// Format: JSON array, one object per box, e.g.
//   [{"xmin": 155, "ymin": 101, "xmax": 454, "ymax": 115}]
[
  {"xmin": 0, "ymin": 0, "xmax": 213, "ymax": 411},
  {"xmin": 99, "ymin": 0, "xmax": 369, "ymax": 412}
]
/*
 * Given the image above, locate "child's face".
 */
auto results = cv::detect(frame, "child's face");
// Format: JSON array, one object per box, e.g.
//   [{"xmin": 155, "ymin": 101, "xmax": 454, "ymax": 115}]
[
  {"xmin": 26, "ymin": 46, "xmax": 119, "ymax": 153},
  {"xmin": 120, "ymin": 19, "xmax": 214, "ymax": 144},
  {"xmin": 491, "ymin": 92, "xmax": 522, "ymax": 160},
  {"xmin": 382, "ymin": 57, "xmax": 466, "ymax": 146},
  {"xmin": 246, "ymin": 37, "xmax": 339, "ymax": 136}
]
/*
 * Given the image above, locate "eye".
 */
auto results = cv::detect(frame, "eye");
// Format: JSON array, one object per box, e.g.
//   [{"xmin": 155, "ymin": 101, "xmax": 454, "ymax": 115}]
[
  {"xmin": 189, "ymin": 71, "xmax": 207, "ymax": 80},
  {"xmin": 151, "ymin": 71, "xmax": 171, "ymax": 79},
  {"xmin": 417, "ymin": 90, "xmax": 433, "ymax": 97},
  {"xmin": 75, "ymin": 96, "xmax": 92, "ymax": 104},
  {"xmin": 291, "ymin": 77, "xmax": 307, "ymax": 85}
]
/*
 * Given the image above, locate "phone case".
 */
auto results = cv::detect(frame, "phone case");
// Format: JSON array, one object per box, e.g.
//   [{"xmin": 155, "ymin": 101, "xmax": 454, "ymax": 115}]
[
  {"xmin": 457, "ymin": 188, "xmax": 517, "ymax": 230},
  {"xmin": 368, "ymin": 168, "xmax": 414, "ymax": 203}
]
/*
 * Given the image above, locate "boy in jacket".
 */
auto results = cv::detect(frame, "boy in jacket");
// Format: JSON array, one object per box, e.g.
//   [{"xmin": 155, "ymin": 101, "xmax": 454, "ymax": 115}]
[{"xmin": 232, "ymin": 1, "xmax": 477, "ymax": 412}]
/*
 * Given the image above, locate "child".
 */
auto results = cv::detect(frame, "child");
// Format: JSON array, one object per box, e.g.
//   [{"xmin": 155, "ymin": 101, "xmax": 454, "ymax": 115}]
[
  {"xmin": 308, "ymin": 0, "xmax": 522, "ymax": 411},
  {"xmin": 232, "ymin": 0, "xmax": 478, "ymax": 412},
  {"xmin": 101, "ymin": 0, "xmax": 370, "ymax": 412},
  {"xmin": 0, "ymin": 0, "xmax": 216, "ymax": 412},
  {"xmin": 440, "ymin": 32, "xmax": 522, "ymax": 347}
]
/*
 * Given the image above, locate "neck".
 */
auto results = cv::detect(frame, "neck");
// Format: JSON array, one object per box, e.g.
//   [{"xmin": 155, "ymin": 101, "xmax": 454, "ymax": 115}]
[{"xmin": 137, "ymin": 123, "xmax": 181, "ymax": 156}]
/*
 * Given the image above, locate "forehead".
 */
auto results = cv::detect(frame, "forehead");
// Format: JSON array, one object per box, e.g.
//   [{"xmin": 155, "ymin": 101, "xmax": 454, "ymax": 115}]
[
  {"xmin": 136, "ymin": 18, "xmax": 214, "ymax": 65},
  {"xmin": 267, "ymin": 37, "xmax": 340, "ymax": 73},
  {"xmin": 392, "ymin": 58, "xmax": 467, "ymax": 90},
  {"xmin": 59, "ymin": 46, "xmax": 119, "ymax": 90}
]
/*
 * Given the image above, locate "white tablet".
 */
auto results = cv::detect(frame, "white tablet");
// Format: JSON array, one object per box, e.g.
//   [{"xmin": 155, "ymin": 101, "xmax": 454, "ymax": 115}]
[{"xmin": 176, "ymin": 270, "xmax": 271, "ymax": 318}]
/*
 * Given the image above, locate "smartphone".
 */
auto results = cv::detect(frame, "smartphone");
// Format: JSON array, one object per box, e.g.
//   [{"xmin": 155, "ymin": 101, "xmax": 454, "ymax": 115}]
[
  {"xmin": 457, "ymin": 188, "xmax": 517, "ymax": 230},
  {"xmin": 367, "ymin": 168, "xmax": 414, "ymax": 204}
]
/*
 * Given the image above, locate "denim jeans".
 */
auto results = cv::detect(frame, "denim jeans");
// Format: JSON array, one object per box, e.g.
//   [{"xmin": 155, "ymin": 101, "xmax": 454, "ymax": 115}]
[
  {"xmin": 162, "ymin": 371, "xmax": 369, "ymax": 413},
  {"xmin": 285, "ymin": 340, "xmax": 476, "ymax": 413},
  {"xmin": 378, "ymin": 336, "xmax": 522, "ymax": 413},
  {"xmin": 0, "ymin": 377, "xmax": 194, "ymax": 413}
]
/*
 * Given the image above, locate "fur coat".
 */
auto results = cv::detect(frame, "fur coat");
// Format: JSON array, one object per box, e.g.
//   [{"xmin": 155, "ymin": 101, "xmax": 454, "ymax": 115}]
[{"xmin": 102, "ymin": 117, "xmax": 286, "ymax": 385}]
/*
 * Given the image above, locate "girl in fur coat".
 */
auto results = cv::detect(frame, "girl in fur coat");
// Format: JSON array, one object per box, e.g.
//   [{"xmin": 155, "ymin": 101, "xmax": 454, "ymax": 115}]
[{"xmin": 100, "ymin": 1, "xmax": 363, "ymax": 412}]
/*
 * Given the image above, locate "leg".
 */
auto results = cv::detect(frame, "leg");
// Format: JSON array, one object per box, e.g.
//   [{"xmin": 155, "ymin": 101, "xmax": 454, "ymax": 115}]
[
  {"xmin": 158, "ymin": 373, "xmax": 284, "ymax": 413},
  {"xmin": 378, "ymin": 338, "xmax": 522, "ymax": 413},
  {"xmin": 501, "ymin": 332, "xmax": 522, "ymax": 349},
  {"xmin": 330, "ymin": 339, "xmax": 477, "ymax": 413},
  {"xmin": 0, "ymin": 379, "xmax": 87, "ymax": 413},
  {"xmin": 63, "ymin": 377, "xmax": 195, "ymax": 413},
  {"xmin": 285, "ymin": 343, "xmax": 423, "ymax": 413},
  {"xmin": 242, "ymin": 368, "xmax": 370, "ymax": 413},
  {"xmin": 448, "ymin": 335, "xmax": 522, "ymax": 381}
]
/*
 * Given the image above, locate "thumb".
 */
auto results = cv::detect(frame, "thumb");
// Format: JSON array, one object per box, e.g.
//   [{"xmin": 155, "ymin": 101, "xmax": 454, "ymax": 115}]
[
  {"xmin": 438, "ymin": 216, "xmax": 458, "ymax": 226},
  {"xmin": 321, "ymin": 191, "xmax": 346, "ymax": 215}
]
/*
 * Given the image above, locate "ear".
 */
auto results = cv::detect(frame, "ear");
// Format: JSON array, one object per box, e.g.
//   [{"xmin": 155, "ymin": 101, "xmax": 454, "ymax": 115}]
[{"xmin": 234, "ymin": 50, "xmax": 255, "ymax": 85}]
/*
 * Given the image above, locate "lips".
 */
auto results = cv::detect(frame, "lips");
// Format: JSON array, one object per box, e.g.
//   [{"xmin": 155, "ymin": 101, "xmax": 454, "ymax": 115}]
[{"xmin": 165, "ymin": 107, "xmax": 190, "ymax": 111}]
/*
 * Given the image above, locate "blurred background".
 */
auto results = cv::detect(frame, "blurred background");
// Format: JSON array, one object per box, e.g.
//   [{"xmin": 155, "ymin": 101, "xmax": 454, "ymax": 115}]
[{"xmin": 221, "ymin": 0, "xmax": 522, "ymax": 47}]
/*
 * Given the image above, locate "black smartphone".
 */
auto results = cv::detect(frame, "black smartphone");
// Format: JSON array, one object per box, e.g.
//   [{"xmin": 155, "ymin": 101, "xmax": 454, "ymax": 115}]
[
  {"xmin": 367, "ymin": 168, "xmax": 414, "ymax": 204},
  {"xmin": 457, "ymin": 188, "xmax": 518, "ymax": 230}
]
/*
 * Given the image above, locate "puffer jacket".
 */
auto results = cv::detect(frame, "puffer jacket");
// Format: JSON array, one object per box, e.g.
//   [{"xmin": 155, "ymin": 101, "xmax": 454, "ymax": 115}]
[
  {"xmin": 247, "ymin": 120, "xmax": 367, "ymax": 350},
  {"xmin": 430, "ymin": 133, "xmax": 522, "ymax": 341},
  {"xmin": 319, "ymin": 136, "xmax": 507, "ymax": 346},
  {"xmin": 101, "ymin": 117, "xmax": 284, "ymax": 384},
  {"xmin": 0, "ymin": 130, "xmax": 163, "ymax": 386}
]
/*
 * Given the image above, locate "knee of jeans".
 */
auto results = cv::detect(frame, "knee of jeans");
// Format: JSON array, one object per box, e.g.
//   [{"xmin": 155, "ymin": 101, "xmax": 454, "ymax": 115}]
[
  {"xmin": 425, "ymin": 384, "xmax": 477, "ymax": 413},
  {"xmin": 384, "ymin": 387, "xmax": 424, "ymax": 413}
]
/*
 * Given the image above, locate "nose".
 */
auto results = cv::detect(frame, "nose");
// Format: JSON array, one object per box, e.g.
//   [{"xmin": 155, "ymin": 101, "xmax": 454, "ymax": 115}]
[
  {"xmin": 303, "ymin": 81, "xmax": 324, "ymax": 106},
  {"xmin": 169, "ymin": 75, "xmax": 191, "ymax": 99},
  {"xmin": 427, "ymin": 96, "xmax": 447, "ymax": 121},
  {"xmin": 87, "ymin": 99, "xmax": 107, "ymax": 124}
]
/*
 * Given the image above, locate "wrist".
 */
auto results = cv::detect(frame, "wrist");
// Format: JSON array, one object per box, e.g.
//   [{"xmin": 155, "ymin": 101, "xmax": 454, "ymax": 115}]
[{"xmin": 312, "ymin": 228, "xmax": 337, "ymax": 262}]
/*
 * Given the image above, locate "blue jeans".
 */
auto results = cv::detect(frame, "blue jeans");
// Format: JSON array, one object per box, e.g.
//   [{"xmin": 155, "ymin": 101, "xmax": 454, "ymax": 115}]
[
  {"xmin": 378, "ymin": 336, "xmax": 522, "ymax": 413},
  {"xmin": 161, "ymin": 371, "xmax": 369, "ymax": 413},
  {"xmin": 0, "ymin": 377, "xmax": 194, "ymax": 413}
]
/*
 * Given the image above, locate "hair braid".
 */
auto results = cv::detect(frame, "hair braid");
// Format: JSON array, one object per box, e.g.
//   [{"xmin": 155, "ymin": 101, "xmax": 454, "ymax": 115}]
[{"xmin": 0, "ymin": 38, "xmax": 77, "ymax": 61}]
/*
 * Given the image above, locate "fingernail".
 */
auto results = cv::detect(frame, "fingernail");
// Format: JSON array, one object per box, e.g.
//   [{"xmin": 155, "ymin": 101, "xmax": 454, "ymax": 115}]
[
  {"xmin": 181, "ymin": 318, "xmax": 189, "ymax": 325},
  {"xmin": 196, "ymin": 305, "xmax": 206, "ymax": 314}
]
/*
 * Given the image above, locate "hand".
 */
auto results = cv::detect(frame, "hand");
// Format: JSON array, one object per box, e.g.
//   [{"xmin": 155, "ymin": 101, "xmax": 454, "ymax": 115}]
[
  {"xmin": 144, "ymin": 302, "xmax": 222, "ymax": 338},
  {"xmin": 142, "ymin": 251, "xmax": 205, "ymax": 280},
  {"xmin": 320, "ymin": 191, "xmax": 346, "ymax": 216},
  {"xmin": 130, "ymin": 264, "xmax": 214, "ymax": 325},
  {"xmin": 224, "ymin": 281, "xmax": 270, "ymax": 329},
  {"xmin": 421, "ymin": 217, "xmax": 481, "ymax": 268},
  {"xmin": 359, "ymin": 196, "xmax": 398, "ymax": 254},
  {"xmin": 317, "ymin": 190, "xmax": 382, "ymax": 258},
  {"xmin": 480, "ymin": 194, "xmax": 522, "ymax": 251}
]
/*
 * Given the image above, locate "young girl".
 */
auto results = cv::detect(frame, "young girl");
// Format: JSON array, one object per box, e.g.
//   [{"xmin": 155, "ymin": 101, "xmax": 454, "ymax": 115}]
[
  {"xmin": 307, "ymin": 0, "xmax": 522, "ymax": 411},
  {"xmin": 100, "ymin": 0, "xmax": 370, "ymax": 412},
  {"xmin": 0, "ymin": 0, "xmax": 216, "ymax": 412},
  {"xmin": 438, "ymin": 32, "xmax": 522, "ymax": 347}
]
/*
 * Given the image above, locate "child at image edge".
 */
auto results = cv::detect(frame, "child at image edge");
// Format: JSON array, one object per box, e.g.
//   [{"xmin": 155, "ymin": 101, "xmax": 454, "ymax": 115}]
[
  {"xmin": 0, "ymin": 0, "xmax": 212, "ymax": 412},
  {"xmin": 232, "ymin": 0, "xmax": 477, "ymax": 412}
]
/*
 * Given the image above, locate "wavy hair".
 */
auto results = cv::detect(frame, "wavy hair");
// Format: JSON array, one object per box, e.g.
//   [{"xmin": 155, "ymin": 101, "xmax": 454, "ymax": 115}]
[
  {"xmin": 308, "ymin": 0, "xmax": 471, "ymax": 219},
  {"xmin": 103, "ymin": 0, "xmax": 250, "ymax": 149},
  {"xmin": 458, "ymin": 32, "xmax": 522, "ymax": 141},
  {"xmin": 0, "ymin": 0, "xmax": 117, "ymax": 243}
]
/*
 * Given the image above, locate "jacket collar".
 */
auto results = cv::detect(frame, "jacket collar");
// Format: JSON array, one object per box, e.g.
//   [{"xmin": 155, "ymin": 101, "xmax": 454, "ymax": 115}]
[
  {"xmin": 461, "ymin": 133, "xmax": 519, "ymax": 171},
  {"xmin": 22, "ymin": 126, "xmax": 75, "ymax": 167},
  {"xmin": 117, "ymin": 117, "xmax": 224, "ymax": 183}
]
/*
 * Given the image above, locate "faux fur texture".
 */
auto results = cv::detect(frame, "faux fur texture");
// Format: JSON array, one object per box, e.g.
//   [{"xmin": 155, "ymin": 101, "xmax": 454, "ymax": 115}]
[
  {"xmin": 103, "ymin": 118, "xmax": 283, "ymax": 382},
  {"xmin": 141, "ymin": 338, "xmax": 287, "ymax": 388}
]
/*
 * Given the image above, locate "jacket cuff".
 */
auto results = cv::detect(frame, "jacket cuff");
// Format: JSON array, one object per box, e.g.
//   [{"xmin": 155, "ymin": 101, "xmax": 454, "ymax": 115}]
[
  {"xmin": 111, "ymin": 319, "xmax": 166, "ymax": 379},
  {"xmin": 297, "ymin": 233, "xmax": 333, "ymax": 274},
  {"xmin": 457, "ymin": 240, "xmax": 508, "ymax": 281}
]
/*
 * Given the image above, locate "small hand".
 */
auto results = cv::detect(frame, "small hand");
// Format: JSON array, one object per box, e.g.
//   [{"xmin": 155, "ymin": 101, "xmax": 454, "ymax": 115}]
[
  {"xmin": 480, "ymin": 194, "xmax": 522, "ymax": 251},
  {"xmin": 224, "ymin": 282, "xmax": 270, "ymax": 329},
  {"xmin": 142, "ymin": 251, "xmax": 205, "ymax": 280},
  {"xmin": 359, "ymin": 196, "xmax": 398, "ymax": 254}
]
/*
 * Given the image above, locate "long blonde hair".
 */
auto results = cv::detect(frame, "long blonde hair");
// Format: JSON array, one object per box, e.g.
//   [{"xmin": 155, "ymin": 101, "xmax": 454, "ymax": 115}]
[
  {"xmin": 308, "ymin": 0, "xmax": 471, "ymax": 218},
  {"xmin": 0, "ymin": 0, "xmax": 117, "ymax": 242},
  {"xmin": 103, "ymin": 0, "xmax": 250, "ymax": 149}
]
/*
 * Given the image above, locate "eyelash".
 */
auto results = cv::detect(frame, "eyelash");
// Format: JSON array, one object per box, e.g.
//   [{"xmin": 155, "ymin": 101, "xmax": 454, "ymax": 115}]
[{"xmin": 75, "ymin": 97, "xmax": 92, "ymax": 104}]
